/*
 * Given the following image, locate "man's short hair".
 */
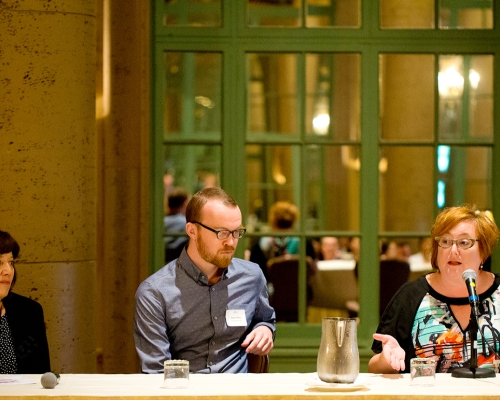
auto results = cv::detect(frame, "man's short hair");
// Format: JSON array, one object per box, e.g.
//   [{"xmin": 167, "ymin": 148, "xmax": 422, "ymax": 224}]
[{"xmin": 186, "ymin": 187, "xmax": 238, "ymax": 223}]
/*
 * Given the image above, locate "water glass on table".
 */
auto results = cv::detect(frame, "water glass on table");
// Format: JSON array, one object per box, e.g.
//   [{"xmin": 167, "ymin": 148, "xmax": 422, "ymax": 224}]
[
  {"xmin": 410, "ymin": 358, "xmax": 436, "ymax": 386},
  {"xmin": 163, "ymin": 360, "xmax": 190, "ymax": 388}
]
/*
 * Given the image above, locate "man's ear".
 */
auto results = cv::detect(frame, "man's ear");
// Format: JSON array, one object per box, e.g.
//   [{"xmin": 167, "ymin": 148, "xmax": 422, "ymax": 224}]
[{"xmin": 186, "ymin": 222, "xmax": 197, "ymax": 239}]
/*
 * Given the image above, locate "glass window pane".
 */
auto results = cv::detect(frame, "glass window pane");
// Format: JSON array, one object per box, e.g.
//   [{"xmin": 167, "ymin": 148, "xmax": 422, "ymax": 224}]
[
  {"xmin": 245, "ymin": 145, "xmax": 300, "ymax": 233},
  {"xmin": 247, "ymin": 54, "xmax": 299, "ymax": 137},
  {"xmin": 163, "ymin": 52, "xmax": 221, "ymax": 139},
  {"xmin": 304, "ymin": 145, "xmax": 360, "ymax": 231},
  {"xmin": 163, "ymin": 145, "xmax": 221, "ymax": 206},
  {"xmin": 378, "ymin": 237, "xmax": 432, "ymax": 314},
  {"xmin": 306, "ymin": 0, "xmax": 361, "ymax": 28},
  {"xmin": 247, "ymin": 0, "xmax": 301, "ymax": 27},
  {"xmin": 256, "ymin": 238, "xmax": 308, "ymax": 323},
  {"xmin": 314, "ymin": 236, "xmax": 359, "ymax": 260},
  {"xmin": 437, "ymin": 146, "xmax": 492, "ymax": 211},
  {"xmin": 306, "ymin": 53, "xmax": 360, "ymax": 141},
  {"xmin": 380, "ymin": 0, "xmax": 434, "ymax": 29},
  {"xmin": 438, "ymin": 55, "xmax": 493, "ymax": 142},
  {"xmin": 379, "ymin": 146, "xmax": 434, "ymax": 232},
  {"xmin": 439, "ymin": 0, "xmax": 493, "ymax": 29},
  {"xmin": 307, "ymin": 236, "xmax": 360, "ymax": 321},
  {"xmin": 162, "ymin": 0, "xmax": 221, "ymax": 27},
  {"xmin": 379, "ymin": 54, "xmax": 435, "ymax": 142}
]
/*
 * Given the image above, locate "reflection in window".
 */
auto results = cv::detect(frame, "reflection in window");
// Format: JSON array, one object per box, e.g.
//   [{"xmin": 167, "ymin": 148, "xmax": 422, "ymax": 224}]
[
  {"xmin": 304, "ymin": 145, "xmax": 360, "ymax": 231},
  {"xmin": 380, "ymin": 0, "xmax": 493, "ymax": 29},
  {"xmin": 163, "ymin": 52, "xmax": 221, "ymax": 139},
  {"xmin": 437, "ymin": 145, "xmax": 450, "ymax": 172},
  {"xmin": 163, "ymin": 145, "xmax": 221, "ymax": 208},
  {"xmin": 247, "ymin": 0, "xmax": 301, "ymax": 27},
  {"xmin": 247, "ymin": 54, "xmax": 298, "ymax": 137},
  {"xmin": 306, "ymin": 53, "xmax": 360, "ymax": 141},
  {"xmin": 306, "ymin": 0, "xmax": 361, "ymax": 28},
  {"xmin": 246, "ymin": 144, "xmax": 299, "ymax": 233},
  {"xmin": 437, "ymin": 146, "xmax": 492, "ymax": 211},
  {"xmin": 439, "ymin": 0, "xmax": 493, "ymax": 29},
  {"xmin": 438, "ymin": 55, "xmax": 493, "ymax": 141},
  {"xmin": 162, "ymin": 0, "xmax": 221, "ymax": 27},
  {"xmin": 247, "ymin": 0, "xmax": 360, "ymax": 28}
]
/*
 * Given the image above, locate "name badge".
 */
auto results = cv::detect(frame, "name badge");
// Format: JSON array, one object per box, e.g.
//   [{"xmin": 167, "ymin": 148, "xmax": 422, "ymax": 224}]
[{"xmin": 226, "ymin": 310, "xmax": 247, "ymax": 327}]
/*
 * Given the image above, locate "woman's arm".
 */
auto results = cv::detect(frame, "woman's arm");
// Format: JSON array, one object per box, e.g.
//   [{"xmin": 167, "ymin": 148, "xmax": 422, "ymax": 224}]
[{"xmin": 368, "ymin": 333, "xmax": 406, "ymax": 373}]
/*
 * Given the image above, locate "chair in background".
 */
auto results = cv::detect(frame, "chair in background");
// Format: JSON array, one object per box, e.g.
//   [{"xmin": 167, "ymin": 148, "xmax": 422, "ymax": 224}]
[
  {"xmin": 307, "ymin": 267, "xmax": 359, "ymax": 321},
  {"xmin": 379, "ymin": 259, "xmax": 410, "ymax": 316},
  {"xmin": 266, "ymin": 254, "xmax": 315, "ymax": 322},
  {"xmin": 247, "ymin": 353, "xmax": 270, "ymax": 373}
]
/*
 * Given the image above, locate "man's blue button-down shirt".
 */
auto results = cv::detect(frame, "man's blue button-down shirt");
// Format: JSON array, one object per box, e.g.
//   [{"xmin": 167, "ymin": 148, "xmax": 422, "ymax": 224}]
[{"xmin": 134, "ymin": 248, "xmax": 276, "ymax": 373}]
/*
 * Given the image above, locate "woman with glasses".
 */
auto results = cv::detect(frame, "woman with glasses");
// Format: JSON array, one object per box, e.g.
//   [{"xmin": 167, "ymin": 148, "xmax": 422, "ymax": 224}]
[
  {"xmin": 0, "ymin": 231, "xmax": 50, "ymax": 374},
  {"xmin": 369, "ymin": 204, "xmax": 500, "ymax": 374}
]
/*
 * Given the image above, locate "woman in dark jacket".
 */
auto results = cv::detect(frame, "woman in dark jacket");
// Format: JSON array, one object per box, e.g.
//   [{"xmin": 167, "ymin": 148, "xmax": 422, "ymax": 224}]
[{"xmin": 0, "ymin": 231, "xmax": 50, "ymax": 373}]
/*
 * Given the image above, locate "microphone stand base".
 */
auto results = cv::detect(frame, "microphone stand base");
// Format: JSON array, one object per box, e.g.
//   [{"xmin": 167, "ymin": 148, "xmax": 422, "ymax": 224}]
[{"xmin": 452, "ymin": 367, "xmax": 495, "ymax": 379}]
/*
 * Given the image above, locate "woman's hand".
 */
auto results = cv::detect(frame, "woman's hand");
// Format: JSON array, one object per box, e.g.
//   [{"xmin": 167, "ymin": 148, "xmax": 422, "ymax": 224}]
[{"xmin": 372, "ymin": 333, "xmax": 406, "ymax": 372}]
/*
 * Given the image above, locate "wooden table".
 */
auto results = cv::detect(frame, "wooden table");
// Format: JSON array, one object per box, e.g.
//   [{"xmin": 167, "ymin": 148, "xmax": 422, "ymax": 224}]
[{"xmin": 2, "ymin": 372, "xmax": 500, "ymax": 399}]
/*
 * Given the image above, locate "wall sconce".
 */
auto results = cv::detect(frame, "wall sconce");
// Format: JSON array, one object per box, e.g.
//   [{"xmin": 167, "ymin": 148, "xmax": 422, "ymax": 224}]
[
  {"xmin": 312, "ymin": 96, "xmax": 330, "ymax": 135},
  {"xmin": 312, "ymin": 111, "xmax": 330, "ymax": 135},
  {"xmin": 438, "ymin": 66, "xmax": 480, "ymax": 98}
]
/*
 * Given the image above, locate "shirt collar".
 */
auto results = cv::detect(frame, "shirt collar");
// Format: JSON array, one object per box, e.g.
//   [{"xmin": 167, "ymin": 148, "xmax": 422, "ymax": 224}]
[{"xmin": 177, "ymin": 247, "xmax": 231, "ymax": 284}]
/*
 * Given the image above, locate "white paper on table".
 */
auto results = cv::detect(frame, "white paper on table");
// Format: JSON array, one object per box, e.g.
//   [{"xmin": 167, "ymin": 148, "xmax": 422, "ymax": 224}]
[{"xmin": 0, "ymin": 376, "xmax": 37, "ymax": 385}]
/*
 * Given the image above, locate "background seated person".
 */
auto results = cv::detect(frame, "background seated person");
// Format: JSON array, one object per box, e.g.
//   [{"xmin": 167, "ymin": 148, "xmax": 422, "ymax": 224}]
[
  {"xmin": 134, "ymin": 187, "xmax": 276, "ymax": 373},
  {"xmin": 0, "ymin": 231, "xmax": 51, "ymax": 374},
  {"xmin": 317, "ymin": 236, "xmax": 343, "ymax": 261},
  {"xmin": 164, "ymin": 187, "xmax": 189, "ymax": 263},
  {"xmin": 369, "ymin": 204, "xmax": 499, "ymax": 374},
  {"xmin": 408, "ymin": 237, "xmax": 433, "ymax": 271},
  {"xmin": 249, "ymin": 201, "xmax": 315, "ymax": 280}
]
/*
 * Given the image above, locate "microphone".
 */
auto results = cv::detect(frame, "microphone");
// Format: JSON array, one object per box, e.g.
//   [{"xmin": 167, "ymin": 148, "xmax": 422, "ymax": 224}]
[
  {"xmin": 41, "ymin": 372, "xmax": 60, "ymax": 389},
  {"xmin": 462, "ymin": 269, "xmax": 480, "ymax": 318}
]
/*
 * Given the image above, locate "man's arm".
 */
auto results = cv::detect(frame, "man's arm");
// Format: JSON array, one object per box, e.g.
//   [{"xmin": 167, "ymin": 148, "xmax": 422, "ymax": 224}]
[
  {"xmin": 241, "ymin": 270, "xmax": 276, "ymax": 355},
  {"xmin": 241, "ymin": 325, "xmax": 274, "ymax": 355},
  {"xmin": 133, "ymin": 282, "xmax": 171, "ymax": 373}
]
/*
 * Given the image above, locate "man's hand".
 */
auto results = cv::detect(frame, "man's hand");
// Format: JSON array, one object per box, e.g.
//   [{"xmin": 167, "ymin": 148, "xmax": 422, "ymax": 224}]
[
  {"xmin": 241, "ymin": 326, "xmax": 274, "ymax": 355},
  {"xmin": 372, "ymin": 333, "xmax": 406, "ymax": 371}
]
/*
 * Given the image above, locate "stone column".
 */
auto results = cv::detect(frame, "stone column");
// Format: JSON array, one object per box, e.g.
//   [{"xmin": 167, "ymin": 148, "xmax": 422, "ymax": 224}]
[
  {"xmin": 95, "ymin": 0, "xmax": 150, "ymax": 373},
  {"xmin": 0, "ymin": 0, "xmax": 97, "ymax": 372}
]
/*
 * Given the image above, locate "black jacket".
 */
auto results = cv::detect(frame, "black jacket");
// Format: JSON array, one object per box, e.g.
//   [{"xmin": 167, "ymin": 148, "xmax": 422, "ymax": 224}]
[{"xmin": 3, "ymin": 292, "xmax": 51, "ymax": 373}]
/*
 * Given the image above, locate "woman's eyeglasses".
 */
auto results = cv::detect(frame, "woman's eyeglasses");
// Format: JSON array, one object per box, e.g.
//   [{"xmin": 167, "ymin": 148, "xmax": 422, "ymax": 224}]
[{"xmin": 435, "ymin": 237, "xmax": 478, "ymax": 250}]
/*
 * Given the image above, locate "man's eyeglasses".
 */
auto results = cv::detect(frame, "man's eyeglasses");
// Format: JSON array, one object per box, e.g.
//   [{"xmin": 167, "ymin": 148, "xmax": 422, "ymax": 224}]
[
  {"xmin": 435, "ymin": 237, "xmax": 479, "ymax": 250},
  {"xmin": 192, "ymin": 221, "xmax": 246, "ymax": 240}
]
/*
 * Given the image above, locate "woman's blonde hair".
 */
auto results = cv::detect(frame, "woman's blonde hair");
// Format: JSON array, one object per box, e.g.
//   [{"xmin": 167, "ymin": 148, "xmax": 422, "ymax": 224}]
[
  {"xmin": 268, "ymin": 201, "xmax": 299, "ymax": 230},
  {"xmin": 430, "ymin": 204, "xmax": 499, "ymax": 270}
]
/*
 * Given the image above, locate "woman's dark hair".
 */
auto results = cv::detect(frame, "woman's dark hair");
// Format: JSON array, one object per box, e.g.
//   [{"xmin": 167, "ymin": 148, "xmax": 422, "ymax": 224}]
[{"xmin": 0, "ymin": 231, "xmax": 20, "ymax": 289}]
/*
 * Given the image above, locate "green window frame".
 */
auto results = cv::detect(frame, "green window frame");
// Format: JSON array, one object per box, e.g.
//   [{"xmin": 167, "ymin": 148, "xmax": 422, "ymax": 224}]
[{"xmin": 151, "ymin": 0, "xmax": 500, "ymax": 372}]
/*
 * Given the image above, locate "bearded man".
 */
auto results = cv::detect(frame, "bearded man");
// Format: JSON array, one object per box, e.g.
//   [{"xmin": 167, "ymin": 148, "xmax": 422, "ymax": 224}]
[{"xmin": 134, "ymin": 187, "xmax": 276, "ymax": 373}]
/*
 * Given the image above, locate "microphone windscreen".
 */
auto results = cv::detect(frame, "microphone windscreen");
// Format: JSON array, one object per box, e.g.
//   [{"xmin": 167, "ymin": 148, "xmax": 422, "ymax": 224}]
[
  {"xmin": 462, "ymin": 269, "xmax": 476, "ymax": 281},
  {"xmin": 41, "ymin": 372, "xmax": 59, "ymax": 389}
]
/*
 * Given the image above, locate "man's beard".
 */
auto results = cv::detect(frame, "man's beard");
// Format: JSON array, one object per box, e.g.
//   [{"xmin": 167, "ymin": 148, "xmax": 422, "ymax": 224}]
[{"xmin": 197, "ymin": 238, "xmax": 235, "ymax": 268}]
